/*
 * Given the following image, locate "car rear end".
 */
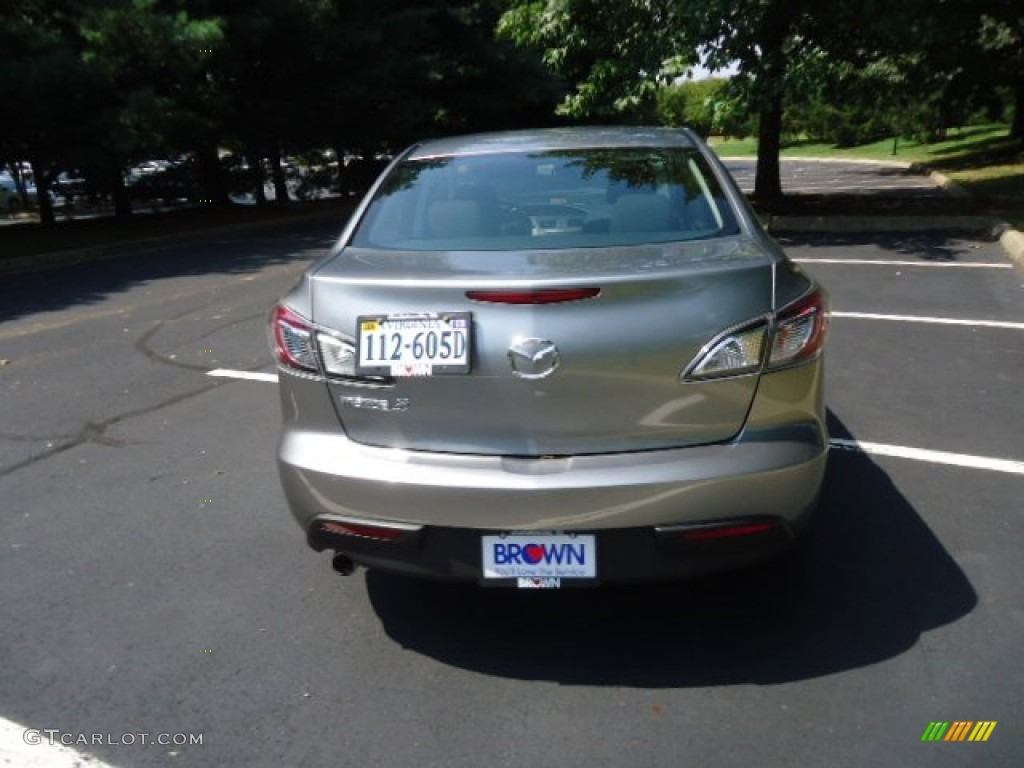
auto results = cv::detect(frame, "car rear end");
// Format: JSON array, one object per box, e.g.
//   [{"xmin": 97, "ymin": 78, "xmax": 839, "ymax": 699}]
[{"xmin": 271, "ymin": 127, "xmax": 828, "ymax": 586}]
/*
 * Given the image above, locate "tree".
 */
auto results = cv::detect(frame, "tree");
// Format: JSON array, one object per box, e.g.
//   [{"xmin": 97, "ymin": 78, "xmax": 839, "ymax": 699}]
[
  {"xmin": 954, "ymin": 0, "xmax": 1023, "ymax": 141},
  {"xmin": 656, "ymin": 79, "xmax": 728, "ymax": 137},
  {"xmin": 187, "ymin": 0, "xmax": 565, "ymax": 202},
  {"xmin": 500, "ymin": 0, "xmax": 1016, "ymax": 201},
  {"xmin": 415, "ymin": 0, "xmax": 567, "ymax": 136},
  {"xmin": 498, "ymin": 0, "xmax": 689, "ymax": 124},
  {"xmin": 76, "ymin": 1, "xmax": 223, "ymax": 215},
  {"xmin": 499, "ymin": 0, "xmax": 842, "ymax": 201},
  {"xmin": 0, "ymin": 0, "xmax": 222, "ymax": 223},
  {"xmin": 0, "ymin": 1, "xmax": 96, "ymax": 224}
]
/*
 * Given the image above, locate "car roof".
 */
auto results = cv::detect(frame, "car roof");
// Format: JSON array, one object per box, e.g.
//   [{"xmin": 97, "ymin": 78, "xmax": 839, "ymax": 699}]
[{"xmin": 406, "ymin": 126, "xmax": 699, "ymax": 160}]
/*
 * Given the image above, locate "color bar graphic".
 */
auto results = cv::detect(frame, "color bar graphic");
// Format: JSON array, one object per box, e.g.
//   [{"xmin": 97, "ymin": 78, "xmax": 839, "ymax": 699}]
[
  {"xmin": 968, "ymin": 722, "xmax": 997, "ymax": 742},
  {"xmin": 921, "ymin": 721, "xmax": 996, "ymax": 742}
]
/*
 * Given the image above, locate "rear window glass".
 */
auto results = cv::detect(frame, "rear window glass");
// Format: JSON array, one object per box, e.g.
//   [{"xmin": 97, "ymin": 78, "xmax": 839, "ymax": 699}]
[{"xmin": 349, "ymin": 147, "xmax": 740, "ymax": 251}]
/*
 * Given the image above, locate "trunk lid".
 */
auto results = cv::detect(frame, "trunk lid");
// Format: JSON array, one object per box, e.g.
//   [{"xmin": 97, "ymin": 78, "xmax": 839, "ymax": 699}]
[{"xmin": 311, "ymin": 238, "xmax": 775, "ymax": 456}]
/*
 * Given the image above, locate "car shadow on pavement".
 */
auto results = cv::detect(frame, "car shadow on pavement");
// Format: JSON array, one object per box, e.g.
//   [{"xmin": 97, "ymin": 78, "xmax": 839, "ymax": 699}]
[{"xmin": 364, "ymin": 411, "xmax": 976, "ymax": 687}]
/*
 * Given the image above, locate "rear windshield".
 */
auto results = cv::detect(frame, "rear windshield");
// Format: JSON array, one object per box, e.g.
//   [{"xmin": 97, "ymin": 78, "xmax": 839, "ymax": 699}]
[{"xmin": 349, "ymin": 147, "xmax": 740, "ymax": 251}]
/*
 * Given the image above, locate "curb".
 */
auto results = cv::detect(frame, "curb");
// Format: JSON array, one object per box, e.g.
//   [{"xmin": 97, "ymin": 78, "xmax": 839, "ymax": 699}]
[
  {"xmin": 766, "ymin": 215, "xmax": 1006, "ymax": 235},
  {"xmin": 922, "ymin": 169, "xmax": 971, "ymax": 198},
  {"xmin": 1001, "ymin": 227, "xmax": 1024, "ymax": 270},
  {"xmin": 766, "ymin": 215, "xmax": 1023, "ymax": 269},
  {"xmin": 715, "ymin": 155, "xmax": 1021, "ymax": 268}
]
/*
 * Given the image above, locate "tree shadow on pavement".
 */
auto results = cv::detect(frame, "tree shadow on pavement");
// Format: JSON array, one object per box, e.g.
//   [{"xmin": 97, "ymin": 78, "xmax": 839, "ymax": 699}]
[
  {"xmin": 777, "ymin": 231, "xmax": 996, "ymax": 262},
  {"xmin": 365, "ymin": 411, "xmax": 975, "ymax": 687},
  {"xmin": 0, "ymin": 219, "xmax": 340, "ymax": 324}
]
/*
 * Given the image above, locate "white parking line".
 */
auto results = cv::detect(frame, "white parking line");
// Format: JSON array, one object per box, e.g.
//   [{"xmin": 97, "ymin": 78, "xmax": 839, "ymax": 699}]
[
  {"xmin": 203, "ymin": 369, "xmax": 1023, "ymax": 475},
  {"xmin": 830, "ymin": 439, "xmax": 1024, "ymax": 476},
  {"xmin": 207, "ymin": 368, "xmax": 279, "ymax": 382},
  {"xmin": 793, "ymin": 258, "xmax": 1012, "ymax": 269},
  {"xmin": 0, "ymin": 715, "xmax": 118, "ymax": 768},
  {"xmin": 831, "ymin": 312, "xmax": 1024, "ymax": 330}
]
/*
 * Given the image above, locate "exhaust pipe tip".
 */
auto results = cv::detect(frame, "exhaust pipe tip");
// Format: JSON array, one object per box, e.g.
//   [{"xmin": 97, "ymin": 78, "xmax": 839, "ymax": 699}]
[{"xmin": 331, "ymin": 552, "xmax": 358, "ymax": 576}]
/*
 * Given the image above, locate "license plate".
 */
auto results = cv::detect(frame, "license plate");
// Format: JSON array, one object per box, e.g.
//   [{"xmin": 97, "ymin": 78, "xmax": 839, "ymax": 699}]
[
  {"xmin": 482, "ymin": 533, "xmax": 597, "ymax": 583},
  {"xmin": 356, "ymin": 312, "xmax": 471, "ymax": 377}
]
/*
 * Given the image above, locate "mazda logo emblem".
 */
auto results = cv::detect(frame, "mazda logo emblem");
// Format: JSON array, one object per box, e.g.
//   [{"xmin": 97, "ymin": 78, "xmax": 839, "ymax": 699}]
[{"xmin": 508, "ymin": 337, "xmax": 560, "ymax": 379}]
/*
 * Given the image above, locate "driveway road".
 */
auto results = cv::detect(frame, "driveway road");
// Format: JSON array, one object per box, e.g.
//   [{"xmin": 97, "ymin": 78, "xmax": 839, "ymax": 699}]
[
  {"xmin": 0, "ymin": 220, "xmax": 1021, "ymax": 767},
  {"xmin": 722, "ymin": 157, "xmax": 950, "ymax": 197}
]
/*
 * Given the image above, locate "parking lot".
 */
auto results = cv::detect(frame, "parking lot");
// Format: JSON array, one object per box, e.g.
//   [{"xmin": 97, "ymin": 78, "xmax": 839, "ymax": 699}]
[
  {"xmin": 723, "ymin": 158, "xmax": 952, "ymax": 197},
  {"xmin": 0, "ymin": 217, "xmax": 1021, "ymax": 767}
]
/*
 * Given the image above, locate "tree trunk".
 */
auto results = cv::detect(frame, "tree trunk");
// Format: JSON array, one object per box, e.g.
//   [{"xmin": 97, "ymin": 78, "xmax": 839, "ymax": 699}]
[
  {"xmin": 6, "ymin": 159, "xmax": 29, "ymax": 208},
  {"xmin": 1011, "ymin": 74, "xmax": 1024, "ymax": 142},
  {"xmin": 334, "ymin": 144, "xmax": 347, "ymax": 196},
  {"xmin": 30, "ymin": 154, "xmax": 56, "ymax": 227},
  {"xmin": 254, "ymin": 158, "xmax": 267, "ymax": 205},
  {"xmin": 113, "ymin": 176, "xmax": 132, "ymax": 218},
  {"xmin": 751, "ymin": 4, "xmax": 794, "ymax": 206},
  {"xmin": 269, "ymin": 147, "xmax": 289, "ymax": 205},
  {"xmin": 244, "ymin": 144, "xmax": 267, "ymax": 204},
  {"xmin": 753, "ymin": 91, "xmax": 784, "ymax": 204},
  {"xmin": 197, "ymin": 143, "xmax": 231, "ymax": 206}
]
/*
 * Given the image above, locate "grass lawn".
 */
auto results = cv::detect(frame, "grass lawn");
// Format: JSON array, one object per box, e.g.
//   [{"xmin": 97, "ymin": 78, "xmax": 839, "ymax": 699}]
[{"xmin": 711, "ymin": 124, "xmax": 1024, "ymax": 227}]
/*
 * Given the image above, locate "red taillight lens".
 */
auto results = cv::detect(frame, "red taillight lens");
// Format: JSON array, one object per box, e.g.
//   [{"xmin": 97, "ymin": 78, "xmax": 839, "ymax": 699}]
[
  {"xmin": 768, "ymin": 288, "xmax": 829, "ymax": 369},
  {"xmin": 682, "ymin": 522, "xmax": 776, "ymax": 542},
  {"xmin": 315, "ymin": 520, "xmax": 407, "ymax": 541},
  {"xmin": 270, "ymin": 305, "xmax": 318, "ymax": 372},
  {"xmin": 466, "ymin": 288, "xmax": 600, "ymax": 304}
]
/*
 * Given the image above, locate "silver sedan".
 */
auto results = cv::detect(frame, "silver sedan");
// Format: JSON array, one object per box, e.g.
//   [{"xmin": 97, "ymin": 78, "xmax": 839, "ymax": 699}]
[{"xmin": 270, "ymin": 126, "xmax": 829, "ymax": 587}]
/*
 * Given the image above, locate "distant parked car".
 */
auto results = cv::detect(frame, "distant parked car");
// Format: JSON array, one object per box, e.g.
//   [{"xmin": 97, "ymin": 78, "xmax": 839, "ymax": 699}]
[
  {"xmin": 0, "ymin": 175, "xmax": 37, "ymax": 213},
  {"xmin": 271, "ymin": 126, "xmax": 830, "ymax": 587},
  {"xmin": 126, "ymin": 162, "xmax": 199, "ymax": 204},
  {"xmin": 49, "ymin": 171, "xmax": 88, "ymax": 204}
]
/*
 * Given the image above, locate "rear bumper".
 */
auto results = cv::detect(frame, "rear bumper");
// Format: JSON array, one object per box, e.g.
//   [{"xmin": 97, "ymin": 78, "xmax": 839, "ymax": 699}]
[
  {"xmin": 306, "ymin": 515, "xmax": 804, "ymax": 584},
  {"xmin": 277, "ymin": 422, "xmax": 827, "ymax": 583}
]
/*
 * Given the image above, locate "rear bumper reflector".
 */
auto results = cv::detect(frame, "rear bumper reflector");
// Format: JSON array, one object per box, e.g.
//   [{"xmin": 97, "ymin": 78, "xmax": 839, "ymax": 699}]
[{"xmin": 679, "ymin": 522, "xmax": 776, "ymax": 542}]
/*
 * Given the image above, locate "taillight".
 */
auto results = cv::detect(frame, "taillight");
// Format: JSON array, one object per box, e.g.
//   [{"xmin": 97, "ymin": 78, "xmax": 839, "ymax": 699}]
[
  {"xmin": 316, "ymin": 332, "xmax": 358, "ymax": 377},
  {"xmin": 683, "ymin": 319, "xmax": 768, "ymax": 380},
  {"xmin": 683, "ymin": 287, "xmax": 828, "ymax": 381},
  {"xmin": 270, "ymin": 305, "xmax": 318, "ymax": 373},
  {"xmin": 767, "ymin": 288, "xmax": 829, "ymax": 370}
]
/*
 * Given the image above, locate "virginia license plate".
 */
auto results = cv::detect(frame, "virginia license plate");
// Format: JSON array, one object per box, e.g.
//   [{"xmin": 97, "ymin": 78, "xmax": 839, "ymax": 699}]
[
  {"xmin": 356, "ymin": 312, "xmax": 471, "ymax": 377},
  {"xmin": 481, "ymin": 533, "xmax": 597, "ymax": 582}
]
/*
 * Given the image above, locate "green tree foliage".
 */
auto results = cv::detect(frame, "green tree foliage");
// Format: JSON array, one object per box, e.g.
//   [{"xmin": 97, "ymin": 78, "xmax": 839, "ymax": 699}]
[
  {"xmin": 78, "ymin": 1, "xmax": 224, "ymax": 213},
  {"xmin": 955, "ymin": 0, "xmax": 1023, "ymax": 141},
  {"xmin": 498, "ymin": 0, "xmax": 846, "ymax": 201},
  {"xmin": 0, "ymin": 0, "xmax": 564, "ymax": 220},
  {"xmin": 499, "ymin": 0, "xmax": 1022, "ymax": 201},
  {"xmin": 656, "ymin": 80, "xmax": 721, "ymax": 137},
  {"xmin": 0, "ymin": 0, "xmax": 222, "ymax": 223},
  {"xmin": 782, "ymin": 0, "xmax": 1023, "ymax": 146},
  {"xmin": 654, "ymin": 78, "xmax": 756, "ymax": 139}
]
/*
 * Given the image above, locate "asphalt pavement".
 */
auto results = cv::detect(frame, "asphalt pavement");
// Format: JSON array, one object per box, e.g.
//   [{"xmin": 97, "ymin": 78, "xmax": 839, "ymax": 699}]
[{"xmin": 723, "ymin": 157, "xmax": 954, "ymax": 197}]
